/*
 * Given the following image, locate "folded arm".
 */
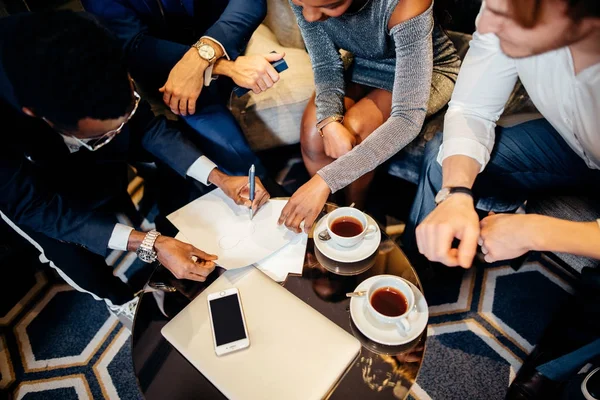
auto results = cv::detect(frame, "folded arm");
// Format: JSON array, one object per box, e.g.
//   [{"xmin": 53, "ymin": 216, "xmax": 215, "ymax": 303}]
[
  {"xmin": 317, "ymin": 3, "xmax": 435, "ymax": 193},
  {"xmin": 82, "ymin": 0, "xmax": 191, "ymax": 78},
  {"xmin": 203, "ymin": 0, "xmax": 267, "ymax": 60}
]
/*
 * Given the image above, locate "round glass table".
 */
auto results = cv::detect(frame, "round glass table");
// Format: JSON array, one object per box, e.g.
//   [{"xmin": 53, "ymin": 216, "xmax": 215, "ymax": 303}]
[{"xmin": 132, "ymin": 202, "xmax": 426, "ymax": 400}]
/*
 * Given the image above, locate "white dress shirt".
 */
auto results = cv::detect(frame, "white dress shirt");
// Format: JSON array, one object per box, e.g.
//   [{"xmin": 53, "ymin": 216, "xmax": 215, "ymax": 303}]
[
  {"xmin": 439, "ymin": 15, "xmax": 600, "ymax": 172},
  {"xmin": 59, "ymin": 135, "xmax": 217, "ymax": 251}
]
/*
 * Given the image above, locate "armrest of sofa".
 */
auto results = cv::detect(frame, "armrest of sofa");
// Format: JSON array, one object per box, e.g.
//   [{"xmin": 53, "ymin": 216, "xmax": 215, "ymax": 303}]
[
  {"xmin": 229, "ymin": 24, "xmax": 314, "ymax": 151},
  {"xmin": 263, "ymin": 0, "xmax": 305, "ymax": 49}
]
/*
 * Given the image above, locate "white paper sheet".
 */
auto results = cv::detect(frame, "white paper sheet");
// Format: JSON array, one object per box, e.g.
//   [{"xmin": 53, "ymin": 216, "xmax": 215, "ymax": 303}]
[
  {"xmin": 167, "ymin": 188, "xmax": 301, "ymax": 270},
  {"xmin": 255, "ymin": 233, "xmax": 307, "ymax": 282}
]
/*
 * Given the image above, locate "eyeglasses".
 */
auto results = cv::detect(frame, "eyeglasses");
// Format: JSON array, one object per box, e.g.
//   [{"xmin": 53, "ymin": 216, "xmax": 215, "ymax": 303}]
[{"xmin": 72, "ymin": 89, "xmax": 141, "ymax": 152}]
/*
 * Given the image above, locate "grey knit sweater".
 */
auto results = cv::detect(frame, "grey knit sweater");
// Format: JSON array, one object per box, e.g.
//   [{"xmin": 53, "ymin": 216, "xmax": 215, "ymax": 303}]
[{"xmin": 291, "ymin": 0, "xmax": 439, "ymax": 193}]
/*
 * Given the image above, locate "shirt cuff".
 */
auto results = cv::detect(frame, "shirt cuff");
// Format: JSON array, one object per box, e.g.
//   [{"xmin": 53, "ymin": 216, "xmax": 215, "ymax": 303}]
[
  {"xmin": 108, "ymin": 223, "xmax": 134, "ymax": 252},
  {"xmin": 437, "ymin": 138, "xmax": 491, "ymax": 172},
  {"xmin": 201, "ymin": 36, "xmax": 230, "ymax": 60},
  {"xmin": 187, "ymin": 155, "xmax": 218, "ymax": 185}
]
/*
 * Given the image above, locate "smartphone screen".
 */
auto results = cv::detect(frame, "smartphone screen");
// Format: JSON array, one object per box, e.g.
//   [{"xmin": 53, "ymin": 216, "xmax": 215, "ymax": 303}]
[{"xmin": 209, "ymin": 293, "xmax": 247, "ymax": 346}]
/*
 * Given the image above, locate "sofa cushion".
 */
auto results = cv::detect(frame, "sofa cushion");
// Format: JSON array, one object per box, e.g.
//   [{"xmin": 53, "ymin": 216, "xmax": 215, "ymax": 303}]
[
  {"xmin": 262, "ymin": 0, "xmax": 305, "ymax": 49},
  {"xmin": 229, "ymin": 24, "xmax": 314, "ymax": 151}
]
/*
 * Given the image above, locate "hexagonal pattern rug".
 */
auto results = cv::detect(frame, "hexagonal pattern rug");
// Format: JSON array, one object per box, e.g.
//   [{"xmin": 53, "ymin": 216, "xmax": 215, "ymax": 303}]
[{"xmin": 0, "ymin": 250, "xmax": 577, "ymax": 399}]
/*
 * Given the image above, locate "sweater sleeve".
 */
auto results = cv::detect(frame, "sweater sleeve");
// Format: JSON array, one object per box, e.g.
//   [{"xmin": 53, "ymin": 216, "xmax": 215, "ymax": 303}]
[
  {"xmin": 289, "ymin": 1, "xmax": 345, "ymax": 121},
  {"xmin": 317, "ymin": 4, "xmax": 434, "ymax": 193}
]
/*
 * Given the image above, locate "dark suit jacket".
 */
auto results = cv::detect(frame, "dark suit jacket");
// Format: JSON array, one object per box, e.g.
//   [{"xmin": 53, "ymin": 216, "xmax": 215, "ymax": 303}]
[
  {"xmin": 82, "ymin": 0, "xmax": 267, "ymax": 88},
  {"xmin": 0, "ymin": 14, "xmax": 205, "ymax": 256}
]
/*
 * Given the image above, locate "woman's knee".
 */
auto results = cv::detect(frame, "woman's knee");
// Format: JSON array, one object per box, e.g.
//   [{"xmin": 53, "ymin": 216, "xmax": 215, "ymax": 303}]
[{"xmin": 300, "ymin": 110, "xmax": 325, "ymax": 161}]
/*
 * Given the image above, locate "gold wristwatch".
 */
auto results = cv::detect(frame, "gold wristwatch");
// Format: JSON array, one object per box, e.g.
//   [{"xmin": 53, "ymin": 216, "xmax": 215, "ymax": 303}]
[
  {"xmin": 316, "ymin": 115, "xmax": 344, "ymax": 137},
  {"xmin": 193, "ymin": 40, "xmax": 217, "ymax": 64}
]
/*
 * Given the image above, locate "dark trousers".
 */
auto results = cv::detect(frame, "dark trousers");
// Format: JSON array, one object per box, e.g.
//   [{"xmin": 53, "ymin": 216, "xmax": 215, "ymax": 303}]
[
  {"xmin": 405, "ymin": 118, "xmax": 600, "ymax": 251},
  {"xmin": 133, "ymin": 62, "xmax": 268, "ymax": 180}
]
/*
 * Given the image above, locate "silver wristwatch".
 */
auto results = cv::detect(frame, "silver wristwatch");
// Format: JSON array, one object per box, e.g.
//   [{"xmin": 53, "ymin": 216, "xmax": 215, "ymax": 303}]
[{"xmin": 136, "ymin": 229, "xmax": 161, "ymax": 263}]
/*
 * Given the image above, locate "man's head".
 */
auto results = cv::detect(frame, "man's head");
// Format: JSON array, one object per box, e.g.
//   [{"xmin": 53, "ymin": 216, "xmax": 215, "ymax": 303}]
[
  {"xmin": 3, "ymin": 11, "xmax": 136, "ymax": 143},
  {"xmin": 478, "ymin": 0, "xmax": 600, "ymax": 58},
  {"xmin": 290, "ymin": 0, "xmax": 354, "ymax": 23}
]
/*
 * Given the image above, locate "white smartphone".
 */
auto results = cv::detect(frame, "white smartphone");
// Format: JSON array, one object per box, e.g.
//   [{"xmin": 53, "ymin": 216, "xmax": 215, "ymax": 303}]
[{"xmin": 207, "ymin": 288, "xmax": 250, "ymax": 356}]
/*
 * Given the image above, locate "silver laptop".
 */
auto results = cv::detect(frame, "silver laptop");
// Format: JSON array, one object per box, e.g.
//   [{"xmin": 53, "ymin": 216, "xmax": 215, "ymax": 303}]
[{"xmin": 161, "ymin": 266, "xmax": 361, "ymax": 400}]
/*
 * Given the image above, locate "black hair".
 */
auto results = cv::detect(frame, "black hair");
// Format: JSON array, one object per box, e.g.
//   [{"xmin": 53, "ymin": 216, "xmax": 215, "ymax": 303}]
[
  {"xmin": 3, "ymin": 10, "xmax": 133, "ymax": 129},
  {"xmin": 567, "ymin": 0, "xmax": 600, "ymax": 21}
]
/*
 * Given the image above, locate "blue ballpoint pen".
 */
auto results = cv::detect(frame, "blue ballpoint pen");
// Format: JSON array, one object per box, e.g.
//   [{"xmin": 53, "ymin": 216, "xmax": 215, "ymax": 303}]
[{"xmin": 249, "ymin": 164, "xmax": 255, "ymax": 220}]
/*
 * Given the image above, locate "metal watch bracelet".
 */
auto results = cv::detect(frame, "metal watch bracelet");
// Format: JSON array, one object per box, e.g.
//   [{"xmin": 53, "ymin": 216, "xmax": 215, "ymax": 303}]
[{"xmin": 316, "ymin": 115, "xmax": 344, "ymax": 137}]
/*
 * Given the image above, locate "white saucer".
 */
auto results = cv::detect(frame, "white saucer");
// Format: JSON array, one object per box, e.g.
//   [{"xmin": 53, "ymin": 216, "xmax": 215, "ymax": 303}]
[
  {"xmin": 350, "ymin": 275, "xmax": 428, "ymax": 346},
  {"xmin": 314, "ymin": 213, "xmax": 381, "ymax": 263}
]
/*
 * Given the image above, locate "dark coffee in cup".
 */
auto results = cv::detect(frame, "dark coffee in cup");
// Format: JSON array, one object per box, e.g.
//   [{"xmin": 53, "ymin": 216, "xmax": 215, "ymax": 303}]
[
  {"xmin": 370, "ymin": 287, "xmax": 408, "ymax": 317},
  {"xmin": 330, "ymin": 216, "xmax": 363, "ymax": 237}
]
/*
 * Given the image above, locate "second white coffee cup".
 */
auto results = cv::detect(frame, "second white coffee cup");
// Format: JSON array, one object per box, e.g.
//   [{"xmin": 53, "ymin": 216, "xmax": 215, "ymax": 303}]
[
  {"xmin": 326, "ymin": 207, "xmax": 378, "ymax": 248},
  {"xmin": 365, "ymin": 275, "xmax": 416, "ymax": 334}
]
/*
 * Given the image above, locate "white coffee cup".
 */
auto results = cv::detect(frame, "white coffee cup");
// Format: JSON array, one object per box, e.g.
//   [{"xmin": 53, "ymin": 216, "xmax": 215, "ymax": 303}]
[
  {"xmin": 365, "ymin": 275, "xmax": 416, "ymax": 334},
  {"xmin": 326, "ymin": 207, "xmax": 378, "ymax": 248}
]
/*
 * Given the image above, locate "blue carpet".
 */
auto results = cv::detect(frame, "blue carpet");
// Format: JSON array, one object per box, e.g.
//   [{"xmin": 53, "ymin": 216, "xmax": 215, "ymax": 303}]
[
  {"xmin": 0, "ymin": 251, "xmax": 575, "ymax": 399},
  {"xmin": 0, "ymin": 158, "xmax": 577, "ymax": 399}
]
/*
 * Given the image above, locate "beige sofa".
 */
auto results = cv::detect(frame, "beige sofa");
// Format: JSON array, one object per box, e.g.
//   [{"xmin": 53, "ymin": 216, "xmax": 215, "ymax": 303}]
[{"xmin": 228, "ymin": 0, "xmax": 313, "ymax": 151}]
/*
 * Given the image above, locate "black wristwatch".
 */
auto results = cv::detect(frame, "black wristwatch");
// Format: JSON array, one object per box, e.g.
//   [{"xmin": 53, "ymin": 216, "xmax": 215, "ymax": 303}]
[{"xmin": 434, "ymin": 186, "xmax": 473, "ymax": 206}]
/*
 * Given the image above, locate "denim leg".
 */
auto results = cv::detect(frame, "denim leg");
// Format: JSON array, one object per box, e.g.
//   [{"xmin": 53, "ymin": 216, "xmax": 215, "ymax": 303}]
[
  {"xmin": 404, "ymin": 132, "xmax": 444, "ymax": 252},
  {"xmin": 404, "ymin": 119, "xmax": 600, "ymax": 253},
  {"xmin": 181, "ymin": 84, "xmax": 267, "ymax": 179},
  {"xmin": 537, "ymin": 338, "xmax": 600, "ymax": 381}
]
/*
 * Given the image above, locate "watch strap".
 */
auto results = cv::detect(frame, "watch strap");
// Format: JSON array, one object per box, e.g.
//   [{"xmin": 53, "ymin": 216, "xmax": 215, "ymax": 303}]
[
  {"xmin": 316, "ymin": 115, "xmax": 344, "ymax": 137},
  {"xmin": 435, "ymin": 186, "xmax": 473, "ymax": 206},
  {"xmin": 449, "ymin": 187, "xmax": 473, "ymax": 197},
  {"xmin": 136, "ymin": 230, "xmax": 161, "ymax": 263}
]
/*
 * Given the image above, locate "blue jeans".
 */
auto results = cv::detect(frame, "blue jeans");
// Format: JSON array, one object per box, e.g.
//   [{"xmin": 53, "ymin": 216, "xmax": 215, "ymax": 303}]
[
  {"xmin": 405, "ymin": 119, "xmax": 600, "ymax": 251},
  {"xmin": 181, "ymin": 83, "xmax": 267, "ymax": 178}
]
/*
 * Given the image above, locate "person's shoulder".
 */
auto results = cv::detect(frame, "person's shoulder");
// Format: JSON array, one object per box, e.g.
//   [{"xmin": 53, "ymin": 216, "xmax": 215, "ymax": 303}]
[{"xmin": 388, "ymin": 0, "xmax": 432, "ymax": 28}]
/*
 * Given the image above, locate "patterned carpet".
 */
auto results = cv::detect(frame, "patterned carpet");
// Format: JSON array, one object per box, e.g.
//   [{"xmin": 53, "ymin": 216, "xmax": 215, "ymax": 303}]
[
  {"xmin": 0, "ymin": 155, "xmax": 577, "ymax": 400},
  {"xmin": 0, "ymin": 229, "xmax": 576, "ymax": 400}
]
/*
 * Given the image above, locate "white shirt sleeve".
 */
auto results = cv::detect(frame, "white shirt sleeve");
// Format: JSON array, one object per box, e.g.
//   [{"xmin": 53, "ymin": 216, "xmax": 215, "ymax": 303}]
[
  {"xmin": 108, "ymin": 223, "xmax": 134, "ymax": 251},
  {"xmin": 186, "ymin": 155, "xmax": 218, "ymax": 185},
  {"xmin": 438, "ymin": 17, "xmax": 519, "ymax": 171}
]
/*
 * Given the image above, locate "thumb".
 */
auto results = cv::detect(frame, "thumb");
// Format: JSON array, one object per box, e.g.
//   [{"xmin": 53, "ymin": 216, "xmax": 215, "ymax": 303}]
[
  {"xmin": 489, "ymin": 211, "xmax": 496, "ymax": 215},
  {"xmin": 159, "ymin": 86, "xmax": 165, "ymax": 93},
  {"xmin": 192, "ymin": 246, "xmax": 218, "ymax": 261},
  {"xmin": 265, "ymin": 52, "xmax": 284, "ymax": 62}
]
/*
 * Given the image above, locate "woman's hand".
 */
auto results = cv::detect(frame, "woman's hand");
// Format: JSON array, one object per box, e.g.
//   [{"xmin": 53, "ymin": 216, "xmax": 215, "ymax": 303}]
[
  {"xmin": 321, "ymin": 121, "xmax": 357, "ymax": 159},
  {"xmin": 278, "ymin": 175, "xmax": 331, "ymax": 233}
]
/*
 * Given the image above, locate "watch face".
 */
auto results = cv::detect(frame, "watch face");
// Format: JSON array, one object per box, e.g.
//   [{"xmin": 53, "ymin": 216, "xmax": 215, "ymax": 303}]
[
  {"xmin": 199, "ymin": 44, "xmax": 215, "ymax": 60},
  {"xmin": 137, "ymin": 250, "xmax": 156, "ymax": 263},
  {"xmin": 435, "ymin": 188, "xmax": 450, "ymax": 205}
]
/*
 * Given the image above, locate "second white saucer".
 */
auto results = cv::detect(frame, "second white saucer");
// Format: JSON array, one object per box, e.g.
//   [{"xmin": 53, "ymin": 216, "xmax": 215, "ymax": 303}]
[
  {"xmin": 314, "ymin": 213, "xmax": 381, "ymax": 263},
  {"xmin": 349, "ymin": 275, "xmax": 428, "ymax": 346}
]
